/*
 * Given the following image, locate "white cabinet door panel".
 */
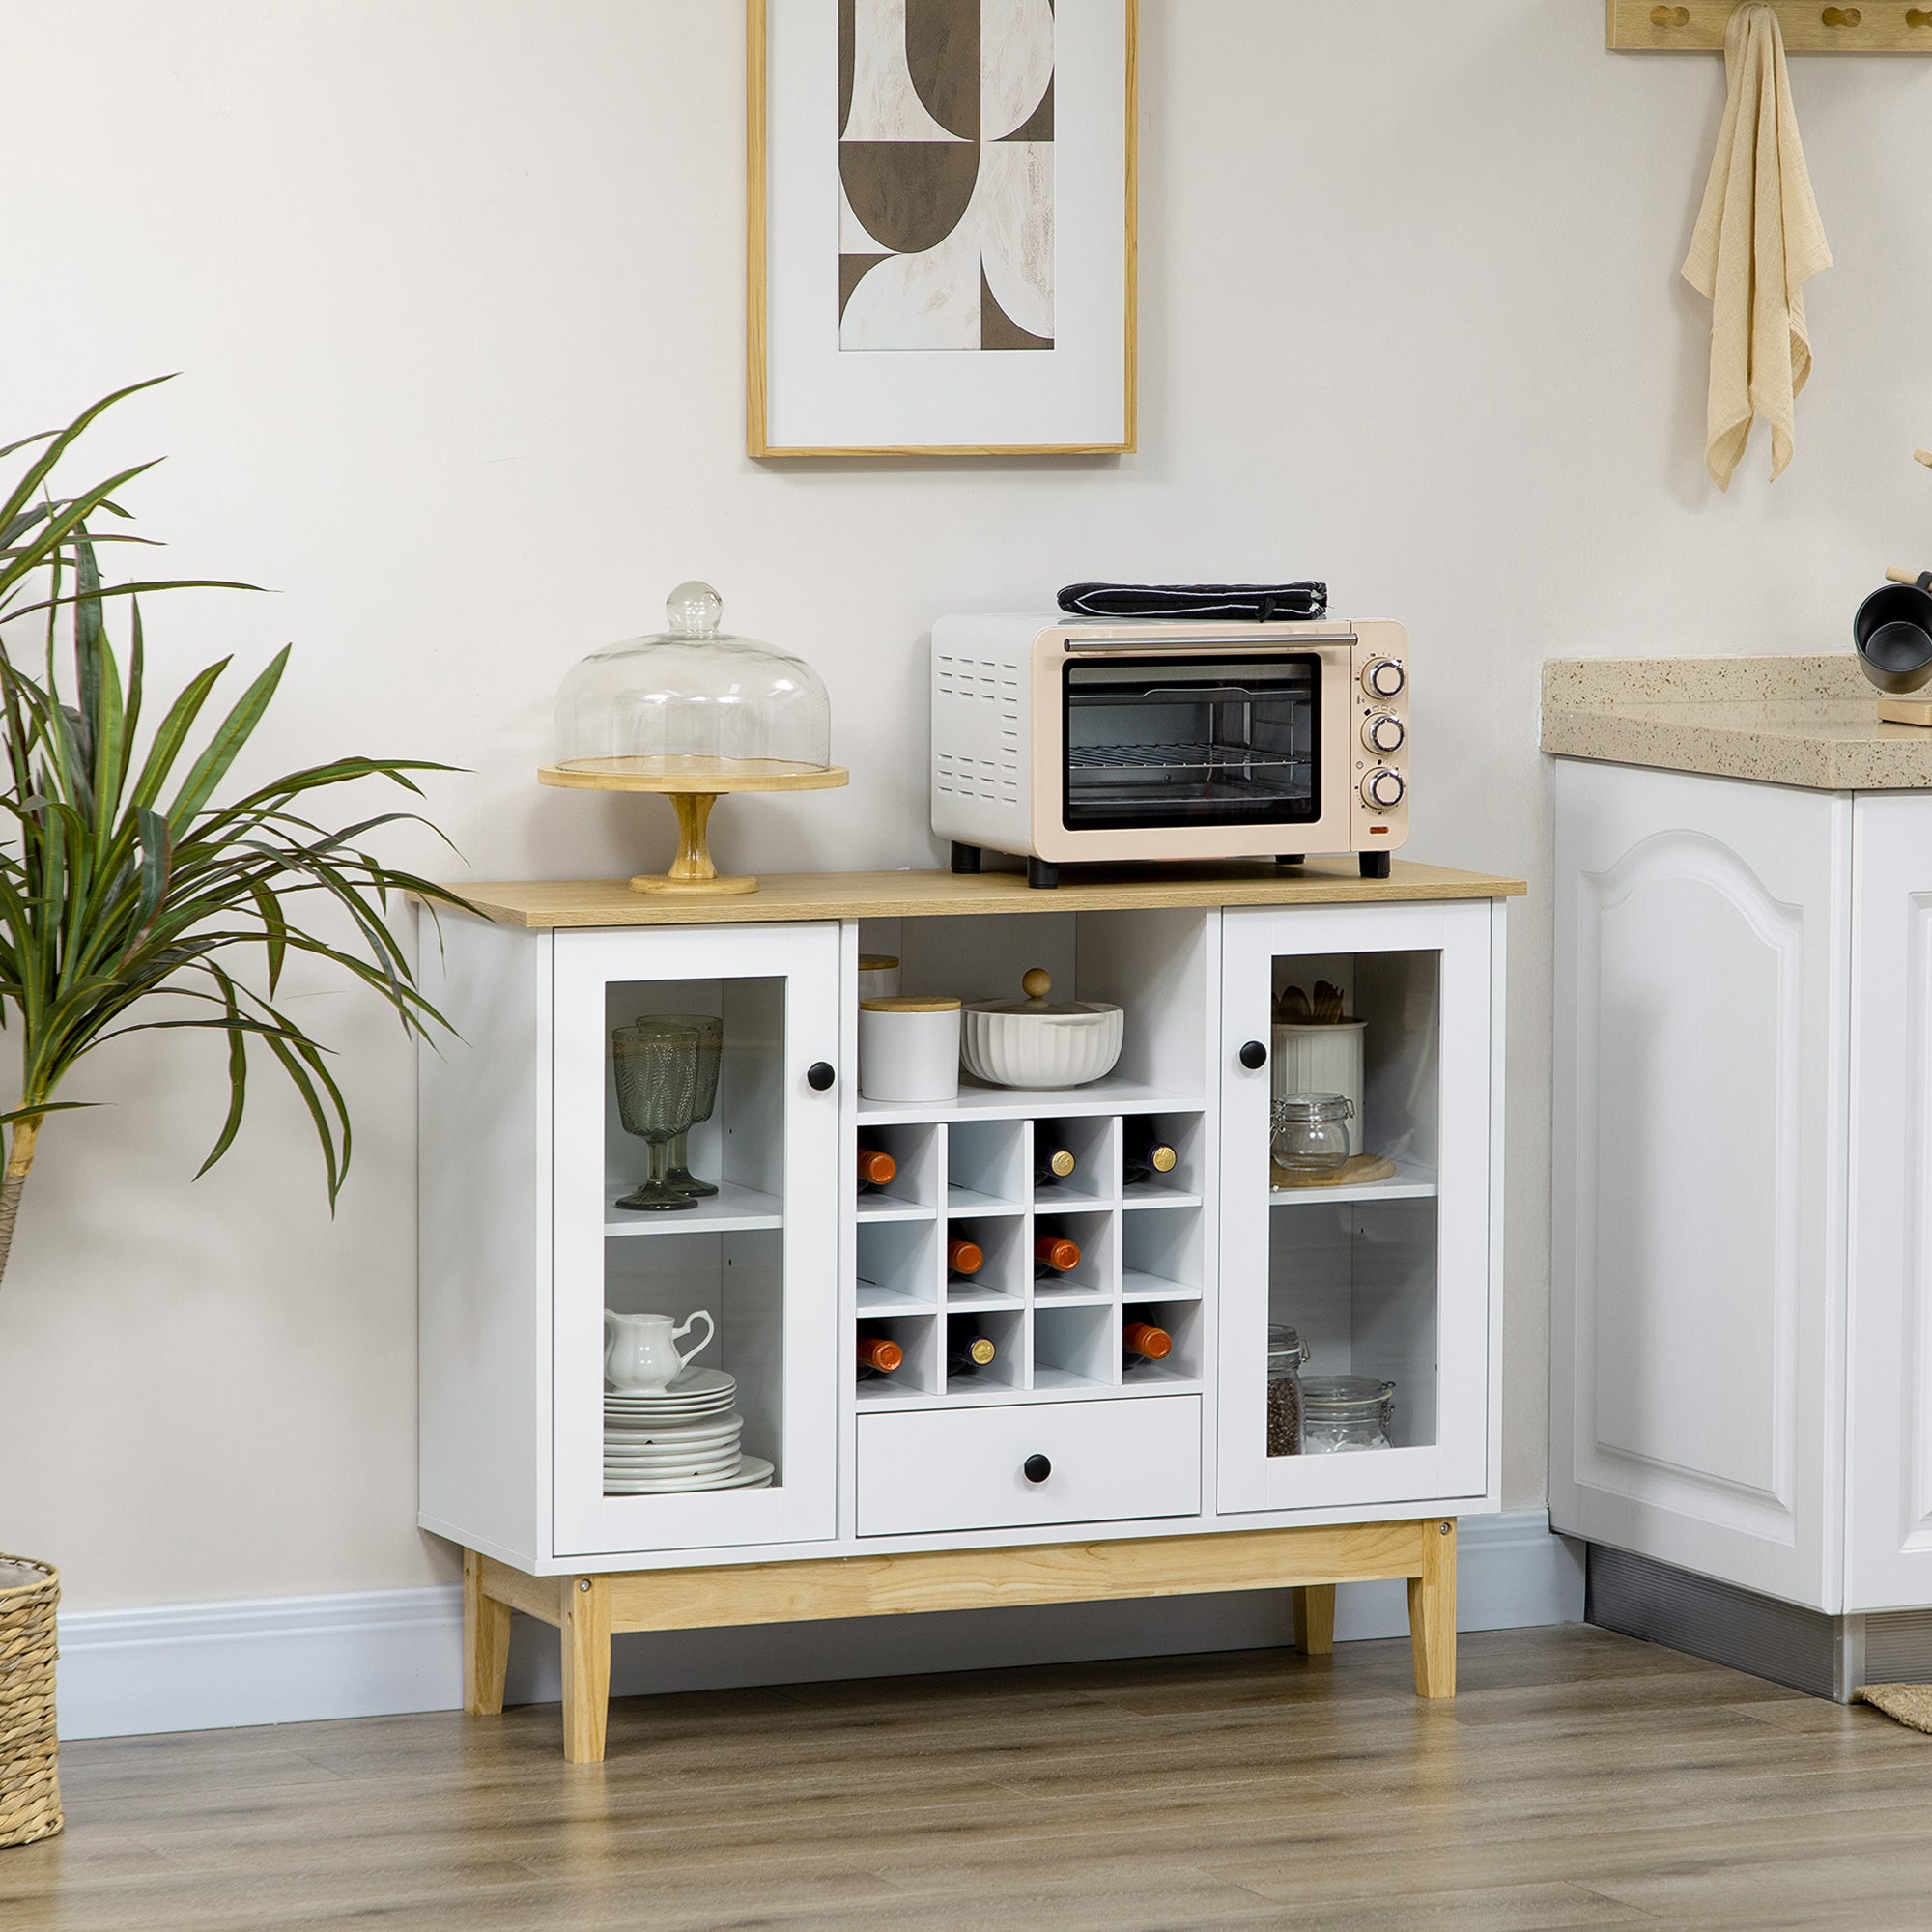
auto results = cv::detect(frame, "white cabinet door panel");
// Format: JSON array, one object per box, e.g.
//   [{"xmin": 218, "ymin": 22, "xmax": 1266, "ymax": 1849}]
[
  {"xmin": 1551, "ymin": 760, "xmax": 1849, "ymax": 1610},
  {"xmin": 550, "ymin": 923, "xmax": 841, "ymax": 1559},
  {"xmin": 1217, "ymin": 900, "xmax": 1494, "ymax": 1515},
  {"xmin": 1848, "ymin": 794, "xmax": 1932, "ymax": 1611}
]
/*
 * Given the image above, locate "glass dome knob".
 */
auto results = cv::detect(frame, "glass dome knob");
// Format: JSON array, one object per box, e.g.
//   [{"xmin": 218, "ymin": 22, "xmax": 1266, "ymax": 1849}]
[{"xmin": 666, "ymin": 580, "xmax": 724, "ymax": 639}]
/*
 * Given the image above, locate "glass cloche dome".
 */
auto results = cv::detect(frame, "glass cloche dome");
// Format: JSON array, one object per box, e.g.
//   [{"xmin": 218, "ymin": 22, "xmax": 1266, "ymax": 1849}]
[
  {"xmin": 540, "ymin": 582, "xmax": 846, "ymax": 899},
  {"xmin": 553, "ymin": 581, "xmax": 832, "ymax": 776}
]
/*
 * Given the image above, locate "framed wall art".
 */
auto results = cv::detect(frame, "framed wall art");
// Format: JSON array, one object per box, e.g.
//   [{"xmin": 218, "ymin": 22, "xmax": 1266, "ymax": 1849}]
[{"xmin": 747, "ymin": 0, "xmax": 1137, "ymax": 458}]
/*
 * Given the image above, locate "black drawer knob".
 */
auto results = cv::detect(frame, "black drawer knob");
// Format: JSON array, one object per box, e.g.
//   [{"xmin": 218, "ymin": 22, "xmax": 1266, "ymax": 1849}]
[
  {"xmin": 1023, "ymin": 1454, "xmax": 1052, "ymax": 1484},
  {"xmin": 1238, "ymin": 1039, "xmax": 1267, "ymax": 1070},
  {"xmin": 806, "ymin": 1062, "xmax": 836, "ymax": 1092}
]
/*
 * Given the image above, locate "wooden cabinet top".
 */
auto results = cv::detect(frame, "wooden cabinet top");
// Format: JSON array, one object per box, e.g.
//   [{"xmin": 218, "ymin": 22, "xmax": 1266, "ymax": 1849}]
[{"xmin": 444, "ymin": 860, "xmax": 1526, "ymax": 929}]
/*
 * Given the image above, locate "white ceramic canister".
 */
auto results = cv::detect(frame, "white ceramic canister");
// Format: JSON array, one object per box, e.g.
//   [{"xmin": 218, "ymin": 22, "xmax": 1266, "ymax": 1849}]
[
  {"xmin": 858, "ymin": 953, "xmax": 900, "ymax": 1004},
  {"xmin": 1272, "ymin": 1020, "xmax": 1367, "ymax": 1145},
  {"xmin": 859, "ymin": 996, "xmax": 962, "ymax": 1103}
]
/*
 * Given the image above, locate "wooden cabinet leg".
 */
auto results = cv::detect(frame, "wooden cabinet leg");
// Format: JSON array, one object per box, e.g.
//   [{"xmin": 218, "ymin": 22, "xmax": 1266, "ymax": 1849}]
[
  {"xmin": 1291, "ymin": 1584, "xmax": 1335, "ymax": 1655},
  {"xmin": 561, "ymin": 1576, "xmax": 612, "ymax": 1764},
  {"xmin": 463, "ymin": 1549, "xmax": 512, "ymax": 1718},
  {"xmin": 1407, "ymin": 1519, "xmax": 1457, "ymax": 1698}
]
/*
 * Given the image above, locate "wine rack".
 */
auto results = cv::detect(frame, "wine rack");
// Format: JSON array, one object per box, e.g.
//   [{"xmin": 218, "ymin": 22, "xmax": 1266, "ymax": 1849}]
[{"xmin": 853, "ymin": 1109, "xmax": 1207, "ymax": 1410}]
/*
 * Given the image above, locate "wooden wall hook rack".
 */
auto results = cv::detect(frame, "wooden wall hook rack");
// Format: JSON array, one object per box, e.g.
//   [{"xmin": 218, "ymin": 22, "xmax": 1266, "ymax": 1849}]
[{"xmin": 1610, "ymin": 0, "xmax": 1932, "ymax": 48}]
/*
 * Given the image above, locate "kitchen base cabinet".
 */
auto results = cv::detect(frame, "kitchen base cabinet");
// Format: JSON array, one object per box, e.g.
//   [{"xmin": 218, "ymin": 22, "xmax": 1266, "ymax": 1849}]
[
  {"xmin": 1552, "ymin": 758, "xmax": 1932, "ymax": 1689},
  {"xmin": 420, "ymin": 866, "xmax": 1518, "ymax": 1757}
]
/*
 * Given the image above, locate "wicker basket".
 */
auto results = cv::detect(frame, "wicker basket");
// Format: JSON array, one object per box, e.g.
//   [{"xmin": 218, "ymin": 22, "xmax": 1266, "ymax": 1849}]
[{"xmin": 0, "ymin": 1556, "xmax": 61, "ymax": 1847}]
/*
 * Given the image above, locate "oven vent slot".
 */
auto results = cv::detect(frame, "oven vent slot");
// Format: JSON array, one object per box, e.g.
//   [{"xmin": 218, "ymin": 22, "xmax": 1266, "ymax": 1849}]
[{"xmin": 934, "ymin": 653, "xmax": 1021, "ymax": 805}]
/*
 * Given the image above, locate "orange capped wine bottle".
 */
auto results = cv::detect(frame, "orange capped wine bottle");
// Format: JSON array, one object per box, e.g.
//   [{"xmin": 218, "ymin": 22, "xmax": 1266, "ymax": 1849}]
[
  {"xmin": 856, "ymin": 1145, "xmax": 897, "ymax": 1190},
  {"xmin": 1034, "ymin": 1235, "xmax": 1080, "ymax": 1273},
  {"xmin": 946, "ymin": 1237, "xmax": 984, "ymax": 1277},
  {"xmin": 1123, "ymin": 1321, "xmax": 1173, "ymax": 1361},
  {"xmin": 856, "ymin": 1333, "xmax": 904, "ymax": 1376}
]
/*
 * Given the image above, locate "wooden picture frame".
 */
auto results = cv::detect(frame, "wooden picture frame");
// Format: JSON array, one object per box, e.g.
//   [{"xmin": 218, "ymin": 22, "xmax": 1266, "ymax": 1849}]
[{"xmin": 747, "ymin": 0, "xmax": 1137, "ymax": 459}]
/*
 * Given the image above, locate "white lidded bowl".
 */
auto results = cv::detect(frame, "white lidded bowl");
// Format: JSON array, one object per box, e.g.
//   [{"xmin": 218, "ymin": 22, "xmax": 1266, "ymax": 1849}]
[{"xmin": 960, "ymin": 968, "xmax": 1123, "ymax": 1090}]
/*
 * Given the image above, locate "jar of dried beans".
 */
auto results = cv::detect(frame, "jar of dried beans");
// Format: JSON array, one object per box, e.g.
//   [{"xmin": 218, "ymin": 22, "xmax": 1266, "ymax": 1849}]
[{"xmin": 1267, "ymin": 1324, "xmax": 1307, "ymax": 1457}]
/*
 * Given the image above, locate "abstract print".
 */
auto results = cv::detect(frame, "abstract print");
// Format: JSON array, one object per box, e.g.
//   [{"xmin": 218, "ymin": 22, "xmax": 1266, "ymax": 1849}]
[{"xmin": 838, "ymin": 0, "xmax": 1054, "ymax": 352}]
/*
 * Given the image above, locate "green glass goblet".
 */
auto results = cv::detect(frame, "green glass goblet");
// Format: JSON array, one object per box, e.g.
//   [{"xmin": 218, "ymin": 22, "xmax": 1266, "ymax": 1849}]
[
  {"xmin": 656, "ymin": 1013, "xmax": 724, "ymax": 1198},
  {"xmin": 611, "ymin": 1019, "xmax": 700, "ymax": 1211}
]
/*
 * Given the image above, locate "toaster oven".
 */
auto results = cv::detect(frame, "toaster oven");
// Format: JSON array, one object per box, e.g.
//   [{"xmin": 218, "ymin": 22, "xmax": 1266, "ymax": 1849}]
[{"xmin": 930, "ymin": 613, "xmax": 1409, "ymax": 887}]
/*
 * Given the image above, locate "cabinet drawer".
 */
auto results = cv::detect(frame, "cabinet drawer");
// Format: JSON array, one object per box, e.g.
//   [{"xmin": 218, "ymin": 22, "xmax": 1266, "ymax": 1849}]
[{"xmin": 857, "ymin": 1398, "xmax": 1202, "ymax": 1538}]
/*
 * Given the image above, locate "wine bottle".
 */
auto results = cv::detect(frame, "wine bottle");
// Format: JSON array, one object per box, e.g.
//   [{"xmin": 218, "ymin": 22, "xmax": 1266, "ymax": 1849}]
[
  {"xmin": 1122, "ymin": 1122, "xmax": 1178, "ymax": 1184},
  {"xmin": 856, "ymin": 1332, "xmax": 905, "ymax": 1378},
  {"xmin": 1034, "ymin": 1235, "xmax": 1080, "ymax": 1274},
  {"xmin": 1034, "ymin": 1145, "xmax": 1076, "ymax": 1187},
  {"xmin": 946, "ymin": 1237, "xmax": 984, "ymax": 1277},
  {"xmin": 1123, "ymin": 1321, "xmax": 1173, "ymax": 1363},
  {"xmin": 856, "ymin": 1145, "xmax": 897, "ymax": 1190},
  {"xmin": 947, "ymin": 1330, "xmax": 997, "ymax": 1374}
]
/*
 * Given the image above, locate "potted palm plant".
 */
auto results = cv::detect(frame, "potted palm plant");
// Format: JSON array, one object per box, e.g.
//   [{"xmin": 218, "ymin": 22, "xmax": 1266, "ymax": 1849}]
[{"xmin": 0, "ymin": 380, "xmax": 469, "ymax": 1847}]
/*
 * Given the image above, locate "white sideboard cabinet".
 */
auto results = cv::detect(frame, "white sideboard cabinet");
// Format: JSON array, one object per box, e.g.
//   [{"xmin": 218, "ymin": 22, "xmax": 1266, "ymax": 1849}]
[
  {"xmin": 419, "ymin": 865, "xmax": 1518, "ymax": 1757},
  {"xmin": 1553, "ymin": 759, "xmax": 1932, "ymax": 1639}
]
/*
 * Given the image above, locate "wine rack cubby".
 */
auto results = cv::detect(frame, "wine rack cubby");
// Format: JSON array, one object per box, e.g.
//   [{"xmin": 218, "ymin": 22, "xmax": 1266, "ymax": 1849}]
[{"xmin": 853, "ymin": 1110, "xmax": 1207, "ymax": 1410}]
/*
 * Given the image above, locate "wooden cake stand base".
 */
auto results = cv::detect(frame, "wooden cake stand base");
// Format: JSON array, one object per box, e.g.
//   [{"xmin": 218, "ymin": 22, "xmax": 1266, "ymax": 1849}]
[{"xmin": 537, "ymin": 758, "xmax": 849, "ymax": 895}]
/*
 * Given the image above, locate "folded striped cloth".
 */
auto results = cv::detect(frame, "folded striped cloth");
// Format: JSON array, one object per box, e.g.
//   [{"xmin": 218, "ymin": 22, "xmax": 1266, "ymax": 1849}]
[{"xmin": 1058, "ymin": 582, "xmax": 1328, "ymax": 622}]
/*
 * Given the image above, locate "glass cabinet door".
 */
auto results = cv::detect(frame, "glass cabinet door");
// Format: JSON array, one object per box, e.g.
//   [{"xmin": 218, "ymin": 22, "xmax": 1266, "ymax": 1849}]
[
  {"xmin": 1216, "ymin": 901, "xmax": 1493, "ymax": 1515},
  {"xmin": 550, "ymin": 923, "xmax": 841, "ymax": 1558}
]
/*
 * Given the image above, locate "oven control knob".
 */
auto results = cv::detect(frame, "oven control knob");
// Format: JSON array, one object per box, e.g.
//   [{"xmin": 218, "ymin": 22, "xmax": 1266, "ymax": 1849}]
[
  {"xmin": 1362, "ymin": 712, "xmax": 1406, "ymax": 755},
  {"xmin": 1362, "ymin": 658, "xmax": 1406, "ymax": 699},
  {"xmin": 1361, "ymin": 767, "xmax": 1406, "ymax": 810}
]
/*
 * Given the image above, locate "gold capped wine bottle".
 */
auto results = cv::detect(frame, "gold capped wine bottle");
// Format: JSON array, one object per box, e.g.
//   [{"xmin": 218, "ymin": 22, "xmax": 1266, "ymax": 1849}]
[
  {"xmin": 1034, "ymin": 1145, "xmax": 1076, "ymax": 1186},
  {"xmin": 947, "ymin": 1329, "xmax": 997, "ymax": 1375},
  {"xmin": 1122, "ymin": 1122, "xmax": 1179, "ymax": 1185}
]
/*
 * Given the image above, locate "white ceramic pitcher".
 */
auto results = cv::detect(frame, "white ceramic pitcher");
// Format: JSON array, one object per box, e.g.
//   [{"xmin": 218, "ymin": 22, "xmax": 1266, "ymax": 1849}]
[{"xmin": 604, "ymin": 1309, "xmax": 716, "ymax": 1393}]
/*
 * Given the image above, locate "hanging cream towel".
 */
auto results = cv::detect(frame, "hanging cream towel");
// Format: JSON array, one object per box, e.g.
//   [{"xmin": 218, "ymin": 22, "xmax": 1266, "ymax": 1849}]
[{"xmin": 1681, "ymin": 2, "xmax": 1832, "ymax": 490}]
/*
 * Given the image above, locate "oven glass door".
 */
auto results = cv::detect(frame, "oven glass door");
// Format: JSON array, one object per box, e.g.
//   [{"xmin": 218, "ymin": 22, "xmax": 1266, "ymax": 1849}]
[{"xmin": 1061, "ymin": 653, "xmax": 1321, "ymax": 830}]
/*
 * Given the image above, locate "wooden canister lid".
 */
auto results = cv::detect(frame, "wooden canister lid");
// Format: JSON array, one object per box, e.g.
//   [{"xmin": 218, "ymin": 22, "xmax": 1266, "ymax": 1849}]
[
  {"xmin": 858, "ymin": 953, "xmax": 900, "ymax": 972},
  {"xmin": 860, "ymin": 996, "xmax": 961, "ymax": 1012}
]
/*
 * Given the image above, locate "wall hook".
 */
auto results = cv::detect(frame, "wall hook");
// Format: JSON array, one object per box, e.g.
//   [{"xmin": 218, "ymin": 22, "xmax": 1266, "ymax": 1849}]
[{"xmin": 1611, "ymin": 1, "xmax": 1932, "ymax": 49}]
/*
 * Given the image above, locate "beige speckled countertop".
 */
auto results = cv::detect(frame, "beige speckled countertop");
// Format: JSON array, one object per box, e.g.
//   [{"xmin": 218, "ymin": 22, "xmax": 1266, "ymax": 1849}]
[{"xmin": 1542, "ymin": 655, "xmax": 1932, "ymax": 791}]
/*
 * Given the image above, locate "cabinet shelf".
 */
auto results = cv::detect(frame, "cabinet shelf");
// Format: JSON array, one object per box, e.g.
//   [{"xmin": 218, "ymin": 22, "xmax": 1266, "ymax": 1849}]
[
  {"xmin": 604, "ymin": 1181, "xmax": 784, "ymax": 1236},
  {"xmin": 945, "ymin": 1184, "xmax": 1025, "ymax": 1218},
  {"xmin": 860, "ymin": 1077, "xmax": 1202, "ymax": 1126},
  {"xmin": 945, "ymin": 1288, "xmax": 1024, "ymax": 1314},
  {"xmin": 1032, "ymin": 1284, "xmax": 1115, "ymax": 1308},
  {"xmin": 1122, "ymin": 1269, "xmax": 1202, "ymax": 1304},
  {"xmin": 1122, "ymin": 1182, "xmax": 1203, "ymax": 1210},
  {"xmin": 1268, "ymin": 1161, "xmax": 1438, "ymax": 1208},
  {"xmin": 856, "ymin": 1194, "xmax": 936, "ymax": 1224},
  {"xmin": 857, "ymin": 1282, "xmax": 935, "ymax": 1316}
]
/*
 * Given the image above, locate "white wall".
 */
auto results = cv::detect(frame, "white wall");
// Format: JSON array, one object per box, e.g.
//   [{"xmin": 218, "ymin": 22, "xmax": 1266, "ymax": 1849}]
[{"xmin": 3, "ymin": 1, "xmax": 1929, "ymax": 1612}]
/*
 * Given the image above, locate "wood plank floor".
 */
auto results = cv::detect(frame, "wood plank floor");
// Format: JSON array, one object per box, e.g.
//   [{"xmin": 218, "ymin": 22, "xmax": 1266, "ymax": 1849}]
[{"xmin": 5, "ymin": 1625, "xmax": 1932, "ymax": 1930}]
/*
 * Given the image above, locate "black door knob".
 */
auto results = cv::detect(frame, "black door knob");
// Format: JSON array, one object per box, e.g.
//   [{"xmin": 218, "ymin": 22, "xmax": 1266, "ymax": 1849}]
[
  {"xmin": 806, "ymin": 1062, "xmax": 836, "ymax": 1092},
  {"xmin": 1023, "ymin": 1454, "xmax": 1052, "ymax": 1484},
  {"xmin": 1238, "ymin": 1039, "xmax": 1267, "ymax": 1070}
]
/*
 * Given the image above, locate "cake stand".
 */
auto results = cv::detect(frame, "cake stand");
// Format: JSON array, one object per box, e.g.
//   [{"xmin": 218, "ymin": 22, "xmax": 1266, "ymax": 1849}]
[{"xmin": 537, "ymin": 754, "xmax": 849, "ymax": 895}]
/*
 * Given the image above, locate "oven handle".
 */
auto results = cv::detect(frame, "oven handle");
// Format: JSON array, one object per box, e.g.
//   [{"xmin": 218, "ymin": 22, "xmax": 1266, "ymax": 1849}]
[
  {"xmin": 1082, "ymin": 686, "xmax": 1294, "ymax": 705},
  {"xmin": 1062, "ymin": 631, "xmax": 1358, "ymax": 651}
]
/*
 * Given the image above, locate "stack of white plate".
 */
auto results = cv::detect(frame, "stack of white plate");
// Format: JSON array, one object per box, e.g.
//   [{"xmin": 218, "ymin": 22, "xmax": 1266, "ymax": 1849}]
[{"xmin": 603, "ymin": 1367, "xmax": 774, "ymax": 1493}]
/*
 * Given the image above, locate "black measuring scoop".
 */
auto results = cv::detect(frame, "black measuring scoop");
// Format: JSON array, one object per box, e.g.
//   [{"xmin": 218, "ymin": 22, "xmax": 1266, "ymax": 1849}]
[{"xmin": 1855, "ymin": 572, "xmax": 1932, "ymax": 694}]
